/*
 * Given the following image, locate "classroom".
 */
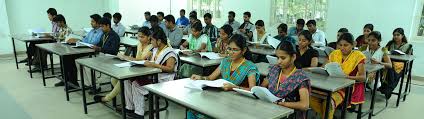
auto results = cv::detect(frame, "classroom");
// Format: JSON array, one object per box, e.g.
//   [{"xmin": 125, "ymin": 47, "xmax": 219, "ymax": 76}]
[{"xmin": 0, "ymin": 0, "xmax": 423, "ymax": 119}]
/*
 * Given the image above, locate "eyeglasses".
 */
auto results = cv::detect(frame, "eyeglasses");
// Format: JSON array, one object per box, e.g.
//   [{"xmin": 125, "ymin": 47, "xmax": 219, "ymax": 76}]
[{"xmin": 226, "ymin": 47, "xmax": 241, "ymax": 52}]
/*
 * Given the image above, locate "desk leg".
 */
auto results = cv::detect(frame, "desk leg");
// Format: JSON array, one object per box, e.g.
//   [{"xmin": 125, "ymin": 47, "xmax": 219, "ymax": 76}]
[
  {"xmin": 403, "ymin": 61, "xmax": 412, "ymax": 101},
  {"xmin": 324, "ymin": 92, "xmax": 332, "ymax": 119},
  {"xmin": 148, "ymin": 92, "xmax": 154, "ymax": 119},
  {"xmin": 60, "ymin": 57, "xmax": 65, "ymax": 80},
  {"xmin": 341, "ymin": 86, "xmax": 352, "ymax": 119},
  {"xmin": 396, "ymin": 61, "xmax": 407, "ymax": 107},
  {"xmin": 90, "ymin": 69, "xmax": 96, "ymax": 93},
  {"xmin": 120, "ymin": 80, "xmax": 127, "ymax": 119},
  {"xmin": 155, "ymin": 74, "xmax": 160, "ymax": 119},
  {"xmin": 50, "ymin": 53, "xmax": 54, "ymax": 75},
  {"xmin": 27, "ymin": 42, "xmax": 33, "ymax": 78},
  {"xmin": 80, "ymin": 65, "xmax": 88, "ymax": 114},
  {"xmin": 12, "ymin": 37, "xmax": 18, "ymax": 69},
  {"xmin": 39, "ymin": 48, "xmax": 46, "ymax": 86},
  {"xmin": 61, "ymin": 56, "xmax": 70, "ymax": 101},
  {"xmin": 369, "ymin": 70, "xmax": 380, "ymax": 118},
  {"xmin": 408, "ymin": 61, "xmax": 414, "ymax": 93},
  {"xmin": 132, "ymin": 47, "xmax": 137, "ymax": 58}
]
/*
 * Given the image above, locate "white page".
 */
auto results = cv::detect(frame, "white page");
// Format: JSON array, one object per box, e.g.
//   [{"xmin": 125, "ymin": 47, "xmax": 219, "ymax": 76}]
[
  {"xmin": 307, "ymin": 67, "xmax": 328, "ymax": 75},
  {"xmin": 114, "ymin": 62, "xmax": 133, "ymax": 68},
  {"xmin": 233, "ymin": 88, "xmax": 257, "ymax": 99},
  {"xmin": 251, "ymin": 86, "xmax": 281, "ymax": 103},
  {"xmin": 267, "ymin": 36, "xmax": 281, "ymax": 49},
  {"xmin": 266, "ymin": 55, "xmax": 278, "ymax": 64},
  {"xmin": 184, "ymin": 79, "xmax": 233, "ymax": 91},
  {"xmin": 76, "ymin": 41, "xmax": 94, "ymax": 48},
  {"xmin": 324, "ymin": 62, "xmax": 346, "ymax": 77},
  {"xmin": 65, "ymin": 34, "xmax": 83, "ymax": 42},
  {"xmin": 199, "ymin": 52, "xmax": 223, "ymax": 60},
  {"xmin": 130, "ymin": 60, "xmax": 145, "ymax": 65}
]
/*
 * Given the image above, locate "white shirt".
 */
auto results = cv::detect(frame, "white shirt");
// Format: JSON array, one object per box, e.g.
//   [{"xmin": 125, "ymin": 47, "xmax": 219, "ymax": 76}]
[
  {"xmin": 112, "ymin": 22, "xmax": 126, "ymax": 37},
  {"xmin": 252, "ymin": 30, "xmax": 271, "ymax": 44},
  {"xmin": 312, "ymin": 29, "xmax": 326, "ymax": 47}
]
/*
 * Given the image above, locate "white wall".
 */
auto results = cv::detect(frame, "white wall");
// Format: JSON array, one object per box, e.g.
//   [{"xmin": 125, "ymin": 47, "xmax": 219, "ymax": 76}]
[{"xmin": 0, "ymin": 0, "xmax": 11, "ymax": 55}]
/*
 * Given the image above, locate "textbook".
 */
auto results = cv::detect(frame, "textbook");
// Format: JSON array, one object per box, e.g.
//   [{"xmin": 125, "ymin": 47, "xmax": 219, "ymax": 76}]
[
  {"xmin": 390, "ymin": 50, "xmax": 406, "ymax": 55},
  {"xmin": 184, "ymin": 78, "xmax": 234, "ymax": 90},
  {"xmin": 266, "ymin": 55, "xmax": 278, "ymax": 65},
  {"xmin": 72, "ymin": 41, "xmax": 94, "ymax": 48},
  {"xmin": 267, "ymin": 36, "xmax": 281, "ymax": 49},
  {"xmin": 233, "ymin": 86, "xmax": 284, "ymax": 103},
  {"xmin": 307, "ymin": 62, "xmax": 346, "ymax": 78},
  {"xmin": 114, "ymin": 60, "xmax": 145, "ymax": 68},
  {"xmin": 199, "ymin": 52, "xmax": 223, "ymax": 60},
  {"xmin": 362, "ymin": 50, "xmax": 383, "ymax": 64}
]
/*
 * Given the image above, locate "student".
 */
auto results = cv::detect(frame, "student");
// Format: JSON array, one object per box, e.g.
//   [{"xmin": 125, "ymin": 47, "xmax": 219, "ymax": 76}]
[
  {"xmin": 94, "ymin": 26, "xmax": 153, "ymax": 103},
  {"xmin": 380, "ymin": 28, "xmax": 413, "ymax": 98},
  {"xmin": 329, "ymin": 28, "xmax": 349, "ymax": 49},
  {"xmin": 358, "ymin": 31, "xmax": 392, "ymax": 89},
  {"xmin": 202, "ymin": 13, "xmax": 219, "ymax": 46},
  {"xmin": 355, "ymin": 24, "xmax": 373, "ymax": 47},
  {"xmin": 183, "ymin": 14, "xmax": 198, "ymax": 35},
  {"xmin": 181, "ymin": 22, "xmax": 212, "ymax": 52},
  {"xmin": 93, "ymin": 17, "xmax": 121, "ymax": 55},
  {"xmin": 288, "ymin": 19, "xmax": 305, "ymax": 38},
  {"xmin": 306, "ymin": 20, "xmax": 326, "ymax": 47},
  {"xmin": 157, "ymin": 12, "xmax": 166, "ymax": 30},
  {"xmin": 103, "ymin": 12, "xmax": 112, "ymax": 20},
  {"xmin": 310, "ymin": 32, "xmax": 366, "ymax": 119},
  {"xmin": 214, "ymin": 24, "xmax": 233, "ymax": 56},
  {"xmin": 252, "ymin": 20, "xmax": 270, "ymax": 44},
  {"xmin": 188, "ymin": 34, "xmax": 260, "ymax": 119},
  {"xmin": 260, "ymin": 40, "xmax": 311, "ymax": 119},
  {"xmin": 53, "ymin": 14, "xmax": 72, "ymax": 41},
  {"xmin": 67, "ymin": 14, "xmax": 103, "ymax": 45},
  {"xmin": 224, "ymin": 11, "xmax": 240, "ymax": 32},
  {"xmin": 112, "ymin": 12, "xmax": 125, "ymax": 37},
  {"xmin": 295, "ymin": 30, "xmax": 318, "ymax": 68},
  {"xmin": 149, "ymin": 15, "xmax": 160, "ymax": 29},
  {"xmin": 238, "ymin": 12, "xmax": 255, "ymax": 40},
  {"xmin": 274, "ymin": 23, "xmax": 296, "ymax": 45},
  {"xmin": 164, "ymin": 15, "xmax": 183, "ymax": 48},
  {"xmin": 125, "ymin": 27, "xmax": 178, "ymax": 119},
  {"xmin": 142, "ymin": 11, "xmax": 151, "ymax": 28},
  {"xmin": 176, "ymin": 9, "xmax": 189, "ymax": 27}
]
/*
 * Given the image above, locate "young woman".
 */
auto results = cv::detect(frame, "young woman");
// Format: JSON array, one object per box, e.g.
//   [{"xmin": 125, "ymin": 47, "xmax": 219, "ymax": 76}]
[
  {"xmin": 261, "ymin": 40, "xmax": 311, "ymax": 119},
  {"xmin": 53, "ymin": 14, "xmax": 72, "ymax": 41},
  {"xmin": 188, "ymin": 34, "xmax": 260, "ymax": 119},
  {"xmin": 310, "ymin": 32, "xmax": 366, "ymax": 119},
  {"xmin": 355, "ymin": 24, "xmax": 373, "ymax": 47},
  {"xmin": 252, "ymin": 20, "xmax": 271, "ymax": 44},
  {"xmin": 181, "ymin": 21, "xmax": 212, "ymax": 52},
  {"xmin": 295, "ymin": 30, "xmax": 319, "ymax": 68},
  {"xmin": 214, "ymin": 24, "xmax": 233, "ymax": 56},
  {"xmin": 125, "ymin": 27, "xmax": 179, "ymax": 118},
  {"xmin": 93, "ymin": 26, "xmax": 153, "ymax": 103}
]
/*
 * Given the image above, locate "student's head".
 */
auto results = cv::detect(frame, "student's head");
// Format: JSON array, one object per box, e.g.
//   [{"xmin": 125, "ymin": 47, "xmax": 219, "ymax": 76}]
[
  {"xmin": 228, "ymin": 11, "xmax": 235, "ymax": 22},
  {"xmin": 337, "ymin": 32, "xmax": 355, "ymax": 55},
  {"xmin": 363, "ymin": 24, "xmax": 374, "ymax": 36},
  {"xmin": 392, "ymin": 28, "xmax": 407, "ymax": 44},
  {"xmin": 228, "ymin": 34, "xmax": 251, "ymax": 61},
  {"xmin": 157, "ymin": 12, "xmax": 164, "ymax": 21},
  {"xmin": 103, "ymin": 12, "xmax": 112, "ymax": 20},
  {"xmin": 191, "ymin": 22, "xmax": 203, "ymax": 38},
  {"xmin": 298, "ymin": 30, "xmax": 313, "ymax": 49},
  {"xmin": 47, "ymin": 8, "xmax": 57, "ymax": 21},
  {"xmin": 367, "ymin": 31, "xmax": 382, "ymax": 49},
  {"xmin": 255, "ymin": 20, "xmax": 265, "ymax": 33},
  {"xmin": 179, "ymin": 9, "xmax": 186, "ymax": 17},
  {"xmin": 277, "ymin": 23, "xmax": 288, "ymax": 37},
  {"xmin": 190, "ymin": 11, "xmax": 197, "ymax": 17},
  {"xmin": 90, "ymin": 14, "xmax": 102, "ymax": 29},
  {"xmin": 306, "ymin": 20, "xmax": 317, "ymax": 32},
  {"xmin": 203, "ymin": 13, "xmax": 212, "ymax": 25},
  {"xmin": 112, "ymin": 12, "xmax": 122, "ymax": 24},
  {"xmin": 98, "ymin": 17, "xmax": 112, "ymax": 32},
  {"xmin": 243, "ymin": 12, "xmax": 251, "ymax": 22},
  {"xmin": 150, "ymin": 27, "xmax": 168, "ymax": 48},
  {"xmin": 296, "ymin": 19, "xmax": 305, "ymax": 30},
  {"xmin": 220, "ymin": 25, "xmax": 233, "ymax": 40},
  {"xmin": 337, "ymin": 28, "xmax": 349, "ymax": 39},
  {"xmin": 150, "ymin": 15, "xmax": 159, "ymax": 27},
  {"xmin": 137, "ymin": 26, "xmax": 151, "ymax": 44},
  {"xmin": 164, "ymin": 15, "xmax": 176, "ymax": 29},
  {"xmin": 276, "ymin": 41, "xmax": 297, "ymax": 69},
  {"xmin": 189, "ymin": 14, "xmax": 197, "ymax": 24},
  {"xmin": 53, "ymin": 14, "xmax": 66, "ymax": 28},
  {"xmin": 144, "ymin": 11, "xmax": 151, "ymax": 21}
]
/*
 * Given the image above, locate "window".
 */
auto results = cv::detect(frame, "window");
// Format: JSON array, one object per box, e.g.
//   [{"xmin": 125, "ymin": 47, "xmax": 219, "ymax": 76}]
[
  {"xmin": 271, "ymin": 0, "xmax": 328, "ymax": 31},
  {"xmin": 417, "ymin": 6, "xmax": 424, "ymax": 37},
  {"xmin": 190, "ymin": 0, "xmax": 222, "ymax": 19}
]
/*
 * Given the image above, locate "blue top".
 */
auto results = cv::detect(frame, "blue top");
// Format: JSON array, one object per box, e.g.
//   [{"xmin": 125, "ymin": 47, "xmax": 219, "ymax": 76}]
[
  {"xmin": 176, "ymin": 16, "xmax": 189, "ymax": 26},
  {"xmin": 82, "ymin": 28, "xmax": 103, "ymax": 45}
]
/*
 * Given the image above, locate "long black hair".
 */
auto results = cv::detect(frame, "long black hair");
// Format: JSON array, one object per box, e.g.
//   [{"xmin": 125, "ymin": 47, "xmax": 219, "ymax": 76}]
[
  {"xmin": 337, "ymin": 32, "xmax": 355, "ymax": 45},
  {"xmin": 386, "ymin": 28, "xmax": 408, "ymax": 47},
  {"xmin": 151, "ymin": 26, "xmax": 168, "ymax": 45},
  {"xmin": 228, "ymin": 34, "xmax": 252, "ymax": 60},
  {"xmin": 298, "ymin": 30, "xmax": 313, "ymax": 48}
]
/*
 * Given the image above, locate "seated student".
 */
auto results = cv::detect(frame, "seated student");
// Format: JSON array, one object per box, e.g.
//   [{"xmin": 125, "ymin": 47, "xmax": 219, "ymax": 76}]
[
  {"xmin": 67, "ymin": 14, "xmax": 103, "ymax": 45},
  {"xmin": 214, "ymin": 24, "xmax": 233, "ymax": 56},
  {"xmin": 181, "ymin": 22, "xmax": 212, "ymax": 52},
  {"xmin": 358, "ymin": 31, "xmax": 392, "ymax": 89},
  {"xmin": 164, "ymin": 15, "xmax": 183, "ymax": 48},
  {"xmin": 288, "ymin": 19, "xmax": 305, "ymax": 39},
  {"xmin": 224, "ymin": 11, "xmax": 241, "ymax": 32},
  {"xmin": 238, "ymin": 12, "xmax": 255, "ymax": 40},
  {"xmin": 355, "ymin": 24, "xmax": 373, "ymax": 47},
  {"xmin": 295, "ymin": 30, "xmax": 318, "ymax": 68},
  {"xmin": 330, "ymin": 28, "xmax": 349, "ymax": 49},
  {"xmin": 53, "ymin": 14, "xmax": 72, "ymax": 41},
  {"xmin": 93, "ymin": 26, "xmax": 153, "ymax": 103},
  {"xmin": 157, "ymin": 12, "xmax": 166, "ymax": 30},
  {"xmin": 380, "ymin": 28, "xmax": 413, "ymax": 98},
  {"xmin": 125, "ymin": 27, "xmax": 179, "ymax": 118},
  {"xmin": 274, "ymin": 23, "xmax": 296, "ymax": 45},
  {"xmin": 188, "ymin": 34, "xmax": 260, "ymax": 119},
  {"xmin": 142, "ymin": 11, "xmax": 151, "ymax": 28},
  {"xmin": 306, "ymin": 20, "xmax": 326, "ymax": 47},
  {"xmin": 183, "ymin": 14, "xmax": 198, "ymax": 35},
  {"xmin": 260, "ymin": 40, "xmax": 311, "ymax": 119},
  {"xmin": 112, "ymin": 12, "xmax": 125, "ymax": 37},
  {"xmin": 92, "ymin": 17, "xmax": 121, "ymax": 55},
  {"xmin": 310, "ymin": 32, "xmax": 366, "ymax": 119},
  {"xmin": 103, "ymin": 12, "xmax": 112, "ymax": 20},
  {"xmin": 252, "ymin": 20, "xmax": 271, "ymax": 44},
  {"xmin": 202, "ymin": 13, "xmax": 219, "ymax": 46},
  {"xmin": 176, "ymin": 9, "xmax": 189, "ymax": 27}
]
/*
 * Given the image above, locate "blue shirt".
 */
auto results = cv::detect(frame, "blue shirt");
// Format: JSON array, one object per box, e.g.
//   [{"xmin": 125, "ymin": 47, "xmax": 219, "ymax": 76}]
[
  {"xmin": 176, "ymin": 16, "xmax": 189, "ymax": 27},
  {"xmin": 159, "ymin": 21, "xmax": 166, "ymax": 30},
  {"xmin": 82, "ymin": 28, "xmax": 103, "ymax": 45}
]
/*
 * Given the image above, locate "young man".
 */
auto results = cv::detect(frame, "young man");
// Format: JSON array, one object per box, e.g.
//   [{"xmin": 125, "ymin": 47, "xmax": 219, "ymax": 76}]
[
  {"xmin": 142, "ymin": 11, "xmax": 151, "ymax": 28},
  {"xmin": 288, "ymin": 19, "xmax": 305, "ymax": 38},
  {"xmin": 274, "ymin": 23, "xmax": 296, "ymax": 45},
  {"xmin": 306, "ymin": 20, "xmax": 326, "ymax": 47},
  {"xmin": 202, "ymin": 13, "xmax": 218, "ymax": 45},
  {"xmin": 183, "ymin": 14, "xmax": 198, "ymax": 35},
  {"xmin": 103, "ymin": 12, "xmax": 112, "ymax": 20},
  {"xmin": 164, "ymin": 15, "xmax": 183, "ymax": 48},
  {"xmin": 93, "ymin": 17, "xmax": 121, "ymax": 55},
  {"xmin": 149, "ymin": 15, "xmax": 160, "ymax": 29},
  {"xmin": 224, "ymin": 11, "xmax": 240, "ymax": 32},
  {"xmin": 238, "ymin": 11, "xmax": 255, "ymax": 40},
  {"xmin": 157, "ymin": 12, "xmax": 166, "ymax": 30},
  {"xmin": 112, "ymin": 12, "xmax": 125, "ymax": 37},
  {"xmin": 176, "ymin": 9, "xmax": 189, "ymax": 27}
]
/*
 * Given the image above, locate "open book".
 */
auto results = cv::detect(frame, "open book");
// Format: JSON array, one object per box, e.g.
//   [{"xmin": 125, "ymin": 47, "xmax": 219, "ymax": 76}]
[
  {"xmin": 233, "ymin": 86, "xmax": 283, "ymax": 103},
  {"xmin": 267, "ymin": 36, "xmax": 281, "ymax": 49},
  {"xmin": 266, "ymin": 55, "xmax": 278, "ymax": 65},
  {"xmin": 307, "ymin": 62, "xmax": 346, "ymax": 78},
  {"xmin": 184, "ymin": 78, "xmax": 234, "ymax": 90},
  {"xmin": 72, "ymin": 41, "xmax": 94, "ymax": 48},
  {"xmin": 362, "ymin": 50, "xmax": 383, "ymax": 64},
  {"xmin": 199, "ymin": 52, "xmax": 223, "ymax": 60},
  {"xmin": 114, "ymin": 60, "xmax": 145, "ymax": 68},
  {"xmin": 390, "ymin": 50, "xmax": 406, "ymax": 55}
]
